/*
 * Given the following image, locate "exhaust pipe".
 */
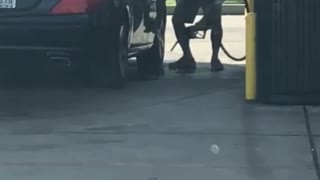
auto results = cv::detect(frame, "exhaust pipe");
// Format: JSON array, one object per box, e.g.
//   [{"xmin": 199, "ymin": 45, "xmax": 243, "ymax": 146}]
[{"xmin": 46, "ymin": 52, "xmax": 72, "ymax": 67}]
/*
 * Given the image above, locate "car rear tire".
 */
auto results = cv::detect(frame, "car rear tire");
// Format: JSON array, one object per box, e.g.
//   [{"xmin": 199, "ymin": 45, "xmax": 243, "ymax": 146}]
[
  {"xmin": 137, "ymin": 16, "xmax": 166, "ymax": 80},
  {"xmin": 90, "ymin": 18, "xmax": 129, "ymax": 88}
]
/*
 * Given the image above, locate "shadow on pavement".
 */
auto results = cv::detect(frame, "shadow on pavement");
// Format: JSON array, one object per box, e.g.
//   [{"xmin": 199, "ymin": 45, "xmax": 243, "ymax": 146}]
[
  {"xmin": 0, "ymin": 54, "xmax": 245, "ymax": 89},
  {"xmin": 0, "ymin": 57, "xmax": 246, "ymax": 126}
]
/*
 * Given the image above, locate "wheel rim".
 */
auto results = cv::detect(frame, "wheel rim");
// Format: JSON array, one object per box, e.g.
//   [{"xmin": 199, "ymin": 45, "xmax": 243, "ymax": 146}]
[{"xmin": 118, "ymin": 25, "xmax": 128, "ymax": 78}]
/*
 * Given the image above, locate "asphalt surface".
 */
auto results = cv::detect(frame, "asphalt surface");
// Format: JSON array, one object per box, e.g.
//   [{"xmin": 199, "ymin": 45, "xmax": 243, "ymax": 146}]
[{"xmin": 0, "ymin": 16, "xmax": 319, "ymax": 180}]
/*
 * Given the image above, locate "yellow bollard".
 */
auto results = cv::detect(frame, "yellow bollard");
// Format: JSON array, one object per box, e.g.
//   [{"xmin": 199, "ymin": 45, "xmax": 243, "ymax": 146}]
[
  {"xmin": 244, "ymin": 0, "xmax": 254, "ymax": 15},
  {"xmin": 245, "ymin": 0, "xmax": 256, "ymax": 101},
  {"xmin": 248, "ymin": 0, "xmax": 254, "ymax": 11}
]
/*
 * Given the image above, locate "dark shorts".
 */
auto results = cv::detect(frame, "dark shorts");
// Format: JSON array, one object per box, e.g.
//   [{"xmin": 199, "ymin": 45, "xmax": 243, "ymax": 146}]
[
  {"xmin": 173, "ymin": 0, "xmax": 225, "ymax": 23},
  {"xmin": 173, "ymin": 0, "xmax": 200, "ymax": 23}
]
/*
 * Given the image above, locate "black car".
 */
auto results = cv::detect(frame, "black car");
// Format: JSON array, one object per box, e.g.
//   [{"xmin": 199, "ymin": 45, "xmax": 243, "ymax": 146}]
[{"xmin": 0, "ymin": 0, "xmax": 166, "ymax": 88}]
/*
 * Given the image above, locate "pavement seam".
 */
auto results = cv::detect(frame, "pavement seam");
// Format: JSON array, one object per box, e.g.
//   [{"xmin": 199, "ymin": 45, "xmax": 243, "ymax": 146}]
[
  {"xmin": 95, "ymin": 87, "xmax": 243, "ymax": 118},
  {"xmin": 148, "ymin": 87, "xmax": 242, "ymax": 105},
  {"xmin": 11, "ymin": 131, "xmax": 307, "ymax": 136},
  {"xmin": 0, "ymin": 161, "xmax": 311, "ymax": 169},
  {"xmin": 303, "ymin": 106, "xmax": 320, "ymax": 180}
]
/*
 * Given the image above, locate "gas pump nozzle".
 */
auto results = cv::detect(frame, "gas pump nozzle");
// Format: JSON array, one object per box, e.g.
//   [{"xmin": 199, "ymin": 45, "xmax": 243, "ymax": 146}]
[{"xmin": 170, "ymin": 16, "xmax": 212, "ymax": 52}]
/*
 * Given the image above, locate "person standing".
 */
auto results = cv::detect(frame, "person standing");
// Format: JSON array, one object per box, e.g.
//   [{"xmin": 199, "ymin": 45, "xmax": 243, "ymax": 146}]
[{"xmin": 169, "ymin": 0, "xmax": 225, "ymax": 73}]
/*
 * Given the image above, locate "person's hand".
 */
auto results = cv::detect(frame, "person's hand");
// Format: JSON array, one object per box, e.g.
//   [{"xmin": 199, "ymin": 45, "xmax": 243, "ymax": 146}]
[
  {"xmin": 192, "ymin": 16, "xmax": 210, "ymax": 31},
  {"xmin": 186, "ymin": 26, "xmax": 207, "ymax": 39}
]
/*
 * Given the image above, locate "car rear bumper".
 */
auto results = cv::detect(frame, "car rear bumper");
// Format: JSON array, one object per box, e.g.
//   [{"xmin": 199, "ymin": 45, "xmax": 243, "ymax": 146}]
[{"xmin": 0, "ymin": 14, "xmax": 89, "ymax": 52}]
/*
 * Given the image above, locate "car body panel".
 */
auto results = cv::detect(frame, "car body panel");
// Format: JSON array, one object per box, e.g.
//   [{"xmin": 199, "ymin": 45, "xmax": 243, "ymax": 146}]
[
  {"xmin": 130, "ymin": 0, "xmax": 152, "ymax": 46},
  {"xmin": 0, "ymin": 0, "xmax": 165, "ymax": 57},
  {"xmin": 0, "ymin": 15, "xmax": 87, "ymax": 50}
]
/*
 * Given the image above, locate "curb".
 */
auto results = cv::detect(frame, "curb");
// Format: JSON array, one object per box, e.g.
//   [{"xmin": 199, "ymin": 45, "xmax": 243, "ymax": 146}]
[{"xmin": 166, "ymin": 4, "xmax": 245, "ymax": 15}]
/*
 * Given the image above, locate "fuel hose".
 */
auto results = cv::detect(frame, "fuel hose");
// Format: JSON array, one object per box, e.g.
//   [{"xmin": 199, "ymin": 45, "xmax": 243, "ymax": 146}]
[
  {"xmin": 170, "ymin": 0, "xmax": 251, "ymax": 62},
  {"xmin": 220, "ymin": 0, "xmax": 250, "ymax": 61}
]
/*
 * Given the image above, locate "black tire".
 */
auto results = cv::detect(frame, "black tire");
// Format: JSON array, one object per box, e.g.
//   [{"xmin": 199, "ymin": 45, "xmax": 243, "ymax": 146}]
[
  {"xmin": 137, "ymin": 16, "xmax": 166, "ymax": 80},
  {"xmin": 90, "ymin": 15, "xmax": 129, "ymax": 88}
]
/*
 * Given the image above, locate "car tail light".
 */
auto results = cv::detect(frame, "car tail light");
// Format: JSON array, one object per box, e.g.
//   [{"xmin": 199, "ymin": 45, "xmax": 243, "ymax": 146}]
[
  {"xmin": 87, "ymin": 0, "xmax": 105, "ymax": 11},
  {"xmin": 50, "ymin": 0, "xmax": 104, "ymax": 15}
]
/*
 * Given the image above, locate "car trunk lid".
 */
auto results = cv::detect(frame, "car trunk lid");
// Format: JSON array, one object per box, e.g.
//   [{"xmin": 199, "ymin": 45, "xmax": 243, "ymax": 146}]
[
  {"xmin": 0, "ymin": 0, "xmax": 41, "ymax": 10},
  {"xmin": 0, "ymin": 0, "xmax": 105, "ymax": 16},
  {"xmin": 0, "ymin": 0, "xmax": 63, "ymax": 16}
]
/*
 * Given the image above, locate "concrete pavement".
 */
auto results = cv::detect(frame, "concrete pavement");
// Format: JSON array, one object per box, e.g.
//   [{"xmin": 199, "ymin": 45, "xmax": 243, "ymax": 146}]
[{"xmin": 0, "ymin": 16, "xmax": 318, "ymax": 180}]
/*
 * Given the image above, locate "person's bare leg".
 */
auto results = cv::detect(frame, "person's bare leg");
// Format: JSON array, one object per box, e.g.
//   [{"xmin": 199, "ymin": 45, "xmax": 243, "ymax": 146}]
[
  {"xmin": 209, "ymin": 1, "xmax": 224, "ymax": 72},
  {"xmin": 172, "ymin": 17, "xmax": 193, "ymax": 59},
  {"xmin": 169, "ymin": 17, "xmax": 196, "ymax": 73},
  {"xmin": 169, "ymin": 0, "xmax": 198, "ymax": 72}
]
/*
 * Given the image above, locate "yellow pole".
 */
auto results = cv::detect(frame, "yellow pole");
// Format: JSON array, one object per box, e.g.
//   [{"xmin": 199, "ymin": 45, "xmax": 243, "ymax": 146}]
[
  {"xmin": 248, "ymin": 0, "xmax": 254, "ymax": 11},
  {"xmin": 245, "ymin": 0, "xmax": 256, "ymax": 100}
]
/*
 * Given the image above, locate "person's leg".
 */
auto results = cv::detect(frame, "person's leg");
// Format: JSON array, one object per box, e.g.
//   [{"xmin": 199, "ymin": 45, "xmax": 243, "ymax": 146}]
[
  {"xmin": 171, "ymin": 0, "xmax": 197, "ymax": 59},
  {"xmin": 169, "ymin": 0, "xmax": 200, "ymax": 72},
  {"xmin": 208, "ymin": 0, "xmax": 224, "ymax": 71}
]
